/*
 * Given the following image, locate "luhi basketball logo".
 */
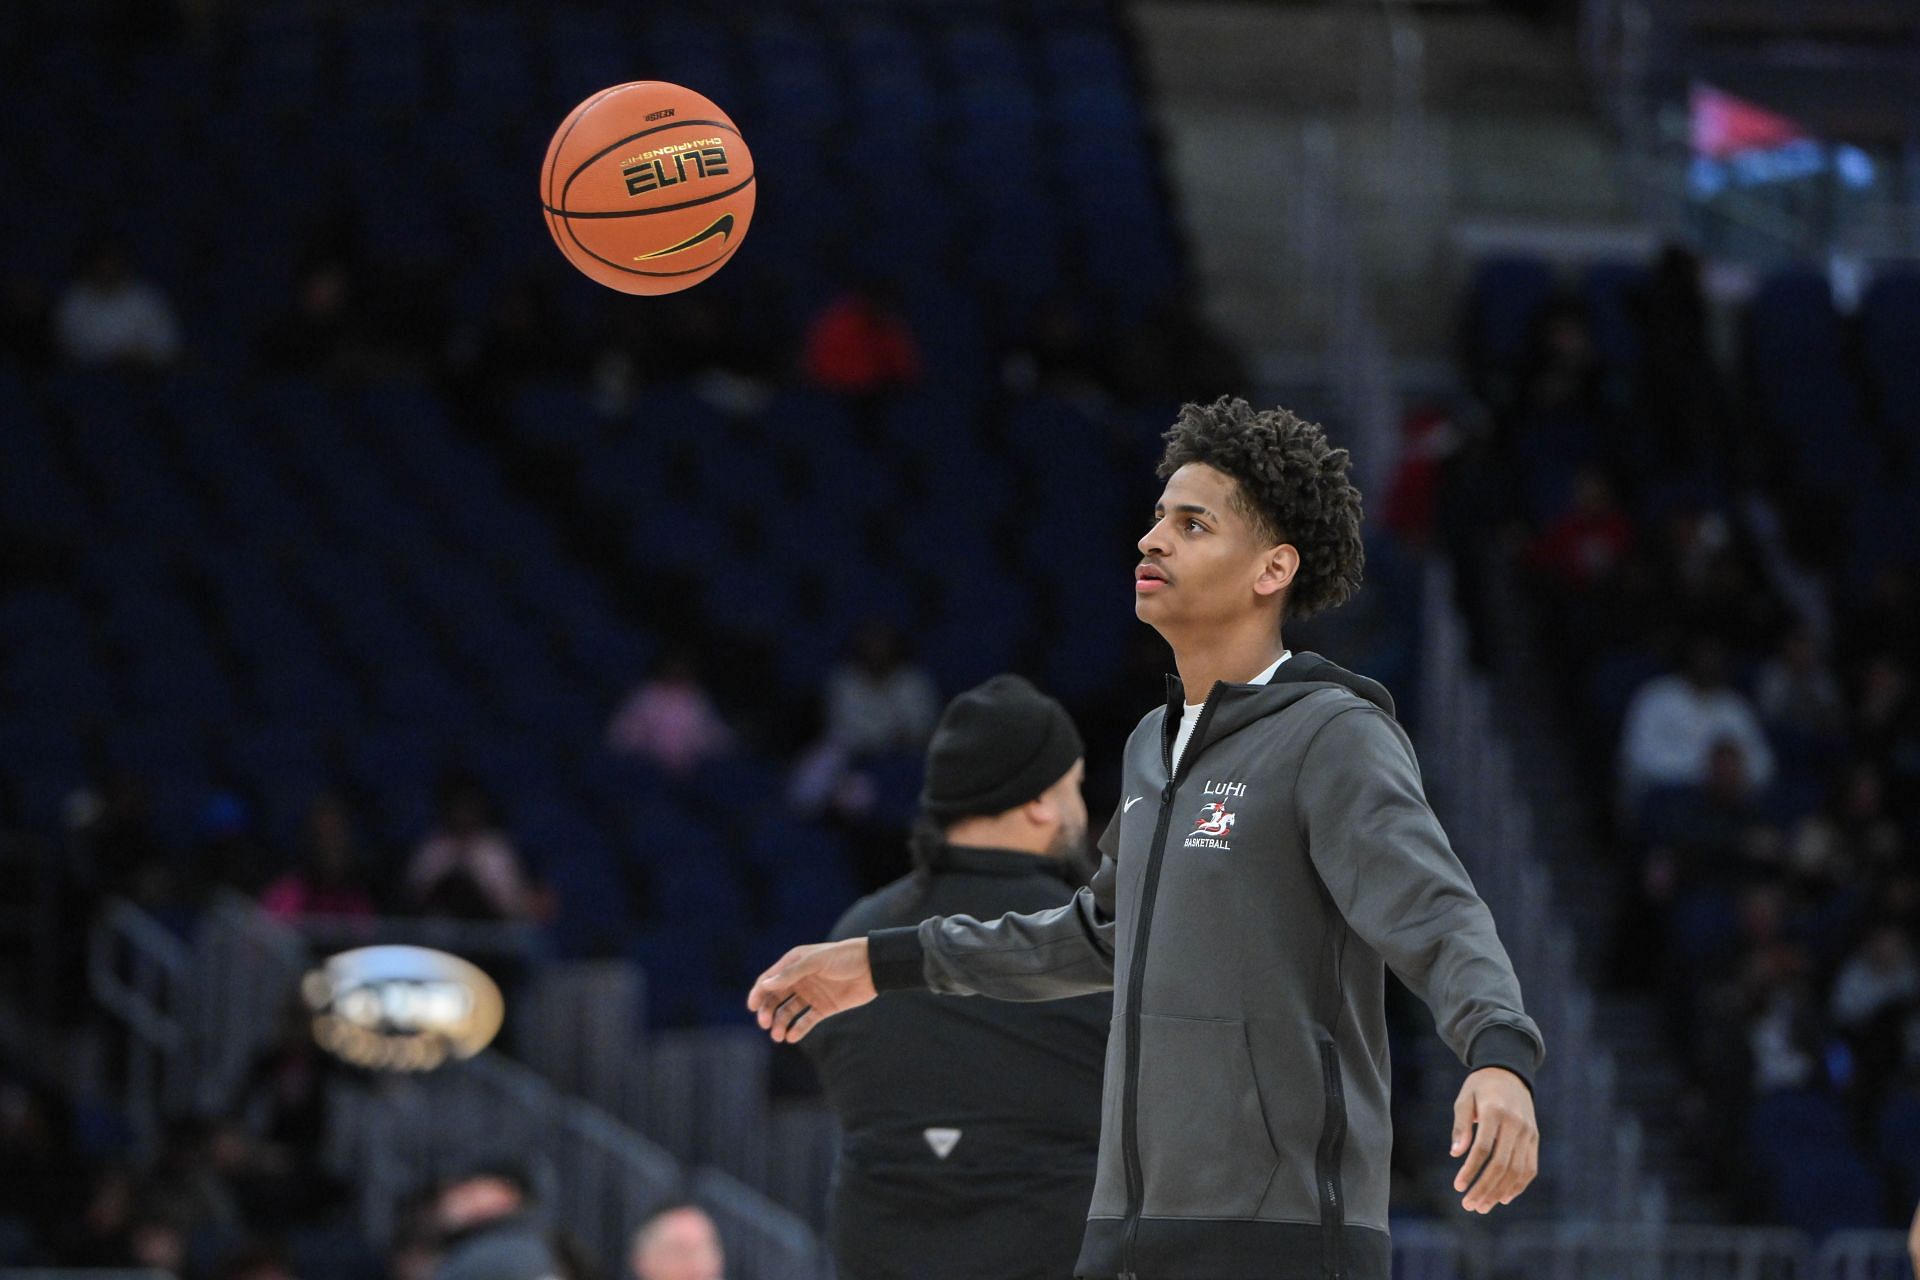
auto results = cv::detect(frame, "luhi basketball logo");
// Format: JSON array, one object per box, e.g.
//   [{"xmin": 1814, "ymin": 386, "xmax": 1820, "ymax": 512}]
[{"xmin": 1186, "ymin": 801, "xmax": 1236, "ymax": 850}]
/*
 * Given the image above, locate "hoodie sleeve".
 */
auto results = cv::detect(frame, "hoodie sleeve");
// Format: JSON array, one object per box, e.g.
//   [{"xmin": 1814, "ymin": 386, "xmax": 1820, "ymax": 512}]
[
  {"xmin": 1296, "ymin": 706, "xmax": 1545, "ymax": 1087},
  {"xmin": 866, "ymin": 801, "xmax": 1122, "ymax": 1001}
]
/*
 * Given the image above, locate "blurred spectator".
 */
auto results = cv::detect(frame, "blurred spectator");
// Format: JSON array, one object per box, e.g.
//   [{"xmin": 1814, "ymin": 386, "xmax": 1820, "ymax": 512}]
[
  {"xmin": 1756, "ymin": 626, "xmax": 1846, "ymax": 744},
  {"xmin": 628, "ymin": 1204, "xmax": 724, "ymax": 1280},
  {"xmin": 823, "ymin": 623, "xmax": 939, "ymax": 756},
  {"xmin": 257, "ymin": 257, "xmax": 370, "ymax": 379},
  {"xmin": 1856, "ymin": 655, "xmax": 1920, "ymax": 781},
  {"xmin": 1379, "ymin": 406, "xmax": 1462, "ymax": 549},
  {"xmin": 428, "ymin": 1165, "xmax": 563, "ymax": 1280},
  {"xmin": 236, "ymin": 1002, "xmax": 345, "ymax": 1211},
  {"xmin": 802, "ymin": 283, "xmax": 922, "ymax": 396},
  {"xmin": 1000, "ymin": 298, "xmax": 1108, "ymax": 403},
  {"xmin": 1788, "ymin": 761, "xmax": 1904, "ymax": 887},
  {"xmin": 1524, "ymin": 467, "xmax": 1635, "ymax": 591},
  {"xmin": 0, "ymin": 275, "xmax": 53, "ymax": 369},
  {"xmin": 606, "ymin": 655, "xmax": 735, "ymax": 777},
  {"xmin": 1742, "ymin": 941, "xmax": 1825, "ymax": 1095},
  {"xmin": 261, "ymin": 795, "xmax": 378, "ymax": 920},
  {"xmin": 407, "ymin": 777, "xmax": 534, "ymax": 921},
  {"xmin": 54, "ymin": 240, "xmax": 181, "ymax": 368},
  {"xmin": 1519, "ymin": 296, "xmax": 1607, "ymax": 419},
  {"xmin": 126, "ymin": 1214, "xmax": 190, "ymax": 1277},
  {"xmin": 195, "ymin": 791, "xmax": 270, "ymax": 897},
  {"xmin": 1619, "ymin": 637, "xmax": 1776, "ymax": 808},
  {"xmin": 0, "ymin": 1078, "xmax": 87, "ymax": 1258},
  {"xmin": 53, "ymin": 1165, "xmax": 140, "ymax": 1267},
  {"xmin": 218, "ymin": 1245, "xmax": 301, "ymax": 1280},
  {"xmin": 1831, "ymin": 924, "xmax": 1920, "ymax": 1098},
  {"xmin": 1107, "ymin": 295, "xmax": 1244, "ymax": 403},
  {"xmin": 1838, "ymin": 568, "xmax": 1920, "ymax": 674},
  {"xmin": 1641, "ymin": 738, "xmax": 1781, "ymax": 900},
  {"xmin": 1633, "ymin": 243, "xmax": 1724, "ymax": 466}
]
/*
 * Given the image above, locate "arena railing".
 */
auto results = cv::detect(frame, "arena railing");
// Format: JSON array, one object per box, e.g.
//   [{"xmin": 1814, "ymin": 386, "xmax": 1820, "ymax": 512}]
[
  {"xmin": 0, "ymin": 1271, "xmax": 178, "ymax": 1280},
  {"xmin": 86, "ymin": 898, "xmax": 829, "ymax": 1280},
  {"xmin": 191, "ymin": 894, "xmax": 647, "ymax": 1123},
  {"xmin": 85, "ymin": 899, "xmax": 194, "ymax": 1155},
  {"xmin": 1494, "ymin": 1222, "xmax": 1811, "ymax": 1280},
  {"xmin": 1419, "ymin": 559, "xmax": 1665, "ymax": 1226},
  {"xmin": 1814, "ymin": 1230, "xmax": 1915, "ymax": 1280}
]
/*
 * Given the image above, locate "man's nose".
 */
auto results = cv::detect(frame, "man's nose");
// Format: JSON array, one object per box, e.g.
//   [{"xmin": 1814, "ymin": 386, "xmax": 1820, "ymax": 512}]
[{"xmin": 1138, "ymin": 519, "xmax": 1169, "ymax": 558}]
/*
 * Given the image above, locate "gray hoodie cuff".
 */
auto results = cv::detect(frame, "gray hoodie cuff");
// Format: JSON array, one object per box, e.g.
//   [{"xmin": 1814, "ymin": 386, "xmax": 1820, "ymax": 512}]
[
  {"xmin": 1467, "ymin": 1025, "xmax": 1539, "ymax": 1093},
  {"xmin": 866, "ymin": 927, "xmax": 928, "ymax": 993}
]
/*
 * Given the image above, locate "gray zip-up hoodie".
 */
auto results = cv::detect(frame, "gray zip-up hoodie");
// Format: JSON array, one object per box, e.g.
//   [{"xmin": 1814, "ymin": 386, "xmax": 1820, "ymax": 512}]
[{"xmin": 866, "ymin": 653, "xmax": 1544, "ymax": 1280}]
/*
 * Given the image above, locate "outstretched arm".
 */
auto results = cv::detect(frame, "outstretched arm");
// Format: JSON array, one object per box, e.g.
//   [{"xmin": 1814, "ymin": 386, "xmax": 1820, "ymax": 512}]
[{"xmin": 746, "ymin": 852, "xmax": 1119, "ymax": 1044}]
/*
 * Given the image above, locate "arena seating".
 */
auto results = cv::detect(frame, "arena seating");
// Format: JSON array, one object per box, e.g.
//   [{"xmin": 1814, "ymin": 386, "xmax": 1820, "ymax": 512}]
[
  {"xmin": 0, "ymin": 0, "xmax": 1184, "ymax": 1033},
  {"xmin": 1459, "ymin": 248, "xmax": 1920, "ymax": 1233}
]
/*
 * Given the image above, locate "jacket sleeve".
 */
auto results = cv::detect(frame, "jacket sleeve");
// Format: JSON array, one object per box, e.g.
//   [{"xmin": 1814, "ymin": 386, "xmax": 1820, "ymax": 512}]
[
  {"xmin": 866, "ymin": 801, "xmax": 1122, "ymax": 1001},
  {"xmin": 1296, "ymin": 706, "xmax": 1546, "ymax": 1087}
]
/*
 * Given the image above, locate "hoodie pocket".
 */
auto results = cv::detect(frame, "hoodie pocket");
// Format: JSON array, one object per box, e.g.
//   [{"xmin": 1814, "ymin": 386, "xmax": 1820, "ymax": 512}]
[{"xmin": 1136, "ymin": 1013, "xmax": 1280, "ymax": 1218}]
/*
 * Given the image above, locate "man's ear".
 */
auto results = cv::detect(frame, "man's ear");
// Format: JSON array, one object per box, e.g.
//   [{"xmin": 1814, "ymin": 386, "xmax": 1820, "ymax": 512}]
[
  {"xmin": 1254, "ymin": 543, "xmax": 1300, "ymax": 600},
  {"xmin": 1023, "ymin": 791, "xmax": 1061, "ymax": 831}
]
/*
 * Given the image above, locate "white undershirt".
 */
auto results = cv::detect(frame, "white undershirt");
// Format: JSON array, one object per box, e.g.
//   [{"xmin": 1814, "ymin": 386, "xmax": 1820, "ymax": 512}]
[{"xmin": 1171, "ymin": 651, "xmax": 1291, "ymax": 774}]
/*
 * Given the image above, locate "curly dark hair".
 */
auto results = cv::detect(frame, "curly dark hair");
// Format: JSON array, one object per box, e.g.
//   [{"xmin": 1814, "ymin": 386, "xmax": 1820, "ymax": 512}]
[{"xmin": 1157, "ymin": 396, "xmax": 1365, "ymax": 621}]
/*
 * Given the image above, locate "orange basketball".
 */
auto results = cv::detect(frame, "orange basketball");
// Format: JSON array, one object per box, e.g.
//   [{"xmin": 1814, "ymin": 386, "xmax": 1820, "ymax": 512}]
[{"xmin": 540, "ymin": 82, "xmax": 756, "ymax": 295}]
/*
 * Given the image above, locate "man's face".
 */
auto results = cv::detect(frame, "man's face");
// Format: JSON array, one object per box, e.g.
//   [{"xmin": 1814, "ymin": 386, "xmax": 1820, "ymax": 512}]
[
  {"xmin": 631, "ymin": 1208, "xmax": 724, "ymax": 1280},
  {"xmin": 1135, "ymin": 463, "xmax": 1287, "ymax": 636},
  {"xmin": 1042, "ymin": 759, "xmax": 1089, "ymax": 858}
]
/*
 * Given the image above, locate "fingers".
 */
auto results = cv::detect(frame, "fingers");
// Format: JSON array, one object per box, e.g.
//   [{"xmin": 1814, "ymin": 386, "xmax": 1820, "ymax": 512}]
[
  {"xmin": 1456, "ymin": 1109, "xmax": 1540, "ymax": 1214},
  {"xmin": 1450, "ymin": 1087, "xmax": 1475, "ymax": 1159},
  {"xmin": 1452, "ymin": 1115, "xmax": 1497, "ymax": 1205},
  {"xmin": 1460, "ymin": 1118, "xmax": 1516, "ymax": 1214},
  {"xmin": 748, "ymin": 948, "xmax": 808, "ymax": 1024}
]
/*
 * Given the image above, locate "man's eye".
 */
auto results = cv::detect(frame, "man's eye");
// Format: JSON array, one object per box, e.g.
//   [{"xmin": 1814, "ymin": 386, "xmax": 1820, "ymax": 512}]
[{"xmin": 1185, "ymin": 518, "xmax": 1205, "ymax": 533}]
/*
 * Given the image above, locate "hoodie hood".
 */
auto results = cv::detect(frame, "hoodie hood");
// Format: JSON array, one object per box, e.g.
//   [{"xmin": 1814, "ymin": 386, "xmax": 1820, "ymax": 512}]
[{"xmin": 1161, "ymin": 651, "xmax": 1395, "ymax": 771}]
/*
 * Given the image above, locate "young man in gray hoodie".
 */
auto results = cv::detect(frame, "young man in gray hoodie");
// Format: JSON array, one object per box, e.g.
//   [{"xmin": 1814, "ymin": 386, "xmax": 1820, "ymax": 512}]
[{"xmin": 750, "ymin": 397, "xmax": 1544, "ymax": 1280}]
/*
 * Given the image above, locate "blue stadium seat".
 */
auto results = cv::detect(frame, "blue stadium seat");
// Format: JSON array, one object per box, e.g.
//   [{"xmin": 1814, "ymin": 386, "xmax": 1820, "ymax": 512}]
[
  {"xmin": 1747, "ymin": 1088, "xmax": 1886, "ymax": 1237},
  {"xmin": 1878, "ymin": 1087, "xmax": 1920, "ymax": 1203},
  {"xmin": 1583, "ymin": 261, "xmax": 1648, "ymax": 373},
  {"xmin": 628, "ymin": 924, "xmax": 722, "ymax": 1027},
  {"xmin": 1468, "ymin": 256, "xmax": 1556, "ymax": 372}
]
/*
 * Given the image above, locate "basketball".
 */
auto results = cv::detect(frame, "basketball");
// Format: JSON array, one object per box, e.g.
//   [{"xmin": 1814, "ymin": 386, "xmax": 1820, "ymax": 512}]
[{"xmin": 539, "ymin": 82, "xmax": 756, "ymax": 295}]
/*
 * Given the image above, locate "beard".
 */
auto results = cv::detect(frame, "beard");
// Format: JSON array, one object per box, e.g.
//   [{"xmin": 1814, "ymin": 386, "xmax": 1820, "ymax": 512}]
[{"xmin": 1046, "ymin": 823, "xmax": 1096, "ymax": 886}]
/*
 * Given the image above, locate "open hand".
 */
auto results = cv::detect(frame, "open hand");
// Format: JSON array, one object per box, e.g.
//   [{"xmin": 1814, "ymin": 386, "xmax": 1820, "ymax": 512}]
[
  {"xmin": 1450, "ymin": 1067, "xmax": 1539, "ymax": 1214},
  {"xmin": 746, "ymin": 938, "xmax": 878, "ymax": 1044}
]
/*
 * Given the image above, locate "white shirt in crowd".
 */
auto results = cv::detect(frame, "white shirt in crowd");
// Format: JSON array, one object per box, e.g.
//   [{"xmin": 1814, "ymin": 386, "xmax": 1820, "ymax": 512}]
[
  {"xmin": 1171, "ymin": 651, "xmax": 1290, "ymax": 775},
  {"xmin": 825, "ymin": 662, "xmax": 940, "ymax": 756},
  {"xmin": 1617, "ymin": 673, "xmax": 1776, "ymax": 800},
  {"xmin": 55, "ymin": 277, "xmax": 181, "ymax": 366}
]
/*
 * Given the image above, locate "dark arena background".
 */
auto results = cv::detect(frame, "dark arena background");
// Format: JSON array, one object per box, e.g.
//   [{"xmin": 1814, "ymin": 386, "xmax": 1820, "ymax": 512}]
[{"xmin": 3, "ymin": 0, "xmax": 1919, "ymax": 1278}]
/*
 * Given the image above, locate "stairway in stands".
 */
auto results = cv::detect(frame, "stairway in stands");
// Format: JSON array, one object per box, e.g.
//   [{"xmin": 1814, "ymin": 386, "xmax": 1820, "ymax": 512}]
[
  {"xmin": 1128, "ymin": 0, "xmax": 1635, "ymax": 365},
  {"xmin": 1478, "ymin": 549, "xmax": 1735, "ymax": 1225}
]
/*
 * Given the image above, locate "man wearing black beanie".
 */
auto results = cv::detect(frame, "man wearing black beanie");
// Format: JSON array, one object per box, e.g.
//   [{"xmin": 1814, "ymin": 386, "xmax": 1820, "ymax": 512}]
[{"xmin": 802, "ymin": 674, "xmax": 1109, "ymax": 1280}]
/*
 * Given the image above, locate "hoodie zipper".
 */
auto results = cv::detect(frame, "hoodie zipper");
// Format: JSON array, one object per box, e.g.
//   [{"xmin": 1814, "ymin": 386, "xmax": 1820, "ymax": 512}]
[{"xmin": 1119, "ymin": 683, "xmax": 1223, "ymax": 1280}]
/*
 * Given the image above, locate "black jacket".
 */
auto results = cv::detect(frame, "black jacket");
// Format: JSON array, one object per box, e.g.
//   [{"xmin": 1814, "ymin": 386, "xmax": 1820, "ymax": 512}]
[{"xmin": 806, "ymin": 842, "xmax": 1111, "ymax": 1280}]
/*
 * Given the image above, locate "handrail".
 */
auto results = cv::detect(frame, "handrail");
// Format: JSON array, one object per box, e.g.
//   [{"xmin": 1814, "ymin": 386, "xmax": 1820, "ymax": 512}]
[
  {"xmin": 1419, "ymin": 559, "xmax": 1665, "ymax": 1225},
  {"xmin": 87, "ymin": 900, "xmax": 191, "ymax": 1051},
  {"xmin": 1813, "ymin": 1229, "xmax": 1914, "ymax": 1280},
  {"xmin": 86, "ymin": 899, "xmax": 195, "ymax": 1154}
]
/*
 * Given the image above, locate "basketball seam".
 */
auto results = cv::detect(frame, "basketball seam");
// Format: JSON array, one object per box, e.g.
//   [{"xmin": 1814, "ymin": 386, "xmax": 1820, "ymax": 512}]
[
  {"xmin": 543, "ymin": 81, "xmax": 634, "ymax": 213},
  {"xmin": 543, "ymin": 172, "xmax": 757, "ymax": 220}
]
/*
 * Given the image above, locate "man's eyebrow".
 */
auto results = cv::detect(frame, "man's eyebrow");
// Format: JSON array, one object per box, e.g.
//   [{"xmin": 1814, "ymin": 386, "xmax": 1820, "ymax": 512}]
[{"xmin": 1173, "ymin": 503, "xmax": 1218, "ymax": 520}]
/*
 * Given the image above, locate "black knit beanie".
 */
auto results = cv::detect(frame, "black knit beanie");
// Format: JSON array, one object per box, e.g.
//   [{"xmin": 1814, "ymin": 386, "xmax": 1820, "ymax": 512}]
[{"xmin": 920, "ymin": 675, "xmax": 1084, "ymax": 823}]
